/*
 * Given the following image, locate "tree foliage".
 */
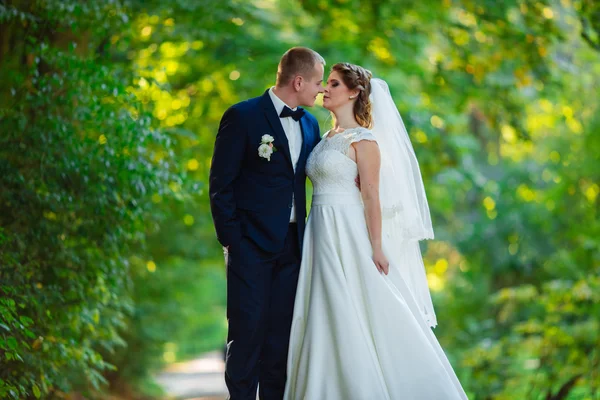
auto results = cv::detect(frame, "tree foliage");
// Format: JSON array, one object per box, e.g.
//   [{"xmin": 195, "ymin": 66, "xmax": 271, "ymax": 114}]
[
  {"xmin": 1, "ymin": 0, "xmax": 598, "ymax": 399},
  {"xmin": 0, "ymin": 1, "xmax": 180, "ymax": 398}
]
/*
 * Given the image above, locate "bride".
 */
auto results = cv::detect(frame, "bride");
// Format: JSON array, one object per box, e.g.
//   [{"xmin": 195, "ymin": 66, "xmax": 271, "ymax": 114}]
[{"xmin": 283, "ymin": 63, "xmax": 468, "ymax": 400}]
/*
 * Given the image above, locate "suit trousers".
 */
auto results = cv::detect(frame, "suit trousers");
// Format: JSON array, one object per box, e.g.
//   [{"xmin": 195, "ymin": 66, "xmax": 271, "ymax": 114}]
[{"xmin": 225, "ymin": 223, "xmax": 301, "ymax": 400}]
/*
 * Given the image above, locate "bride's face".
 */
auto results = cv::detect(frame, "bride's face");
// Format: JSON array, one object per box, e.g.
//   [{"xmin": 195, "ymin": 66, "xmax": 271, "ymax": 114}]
[{"xmin": 323, "ymin": 71, "xmax": 358, "ymax": 112}]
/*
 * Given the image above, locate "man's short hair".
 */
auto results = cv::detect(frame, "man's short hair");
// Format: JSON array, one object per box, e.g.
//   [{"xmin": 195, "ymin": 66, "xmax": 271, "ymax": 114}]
[{"xmin": 276, "ymin": 47, "xmax": 325, "ymax": 87}]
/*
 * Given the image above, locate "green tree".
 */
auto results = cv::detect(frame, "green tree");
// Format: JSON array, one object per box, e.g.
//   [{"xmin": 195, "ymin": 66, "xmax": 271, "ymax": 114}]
[{"xmin": 0, "ymin": 1, "xmax": 180, "ymax": 398}]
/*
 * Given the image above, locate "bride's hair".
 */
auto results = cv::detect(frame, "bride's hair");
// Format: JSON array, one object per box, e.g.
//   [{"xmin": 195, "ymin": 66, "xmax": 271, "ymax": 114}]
[{"xmin": 331, "ymin": 63, "xmax": 373, "ymax": 129}]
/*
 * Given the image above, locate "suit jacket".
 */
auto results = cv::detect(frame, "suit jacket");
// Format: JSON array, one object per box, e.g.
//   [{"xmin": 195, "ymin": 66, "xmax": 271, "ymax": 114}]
[{"xmin": 209, "ymin": 89, "xmax": 321, "ymax": 253}]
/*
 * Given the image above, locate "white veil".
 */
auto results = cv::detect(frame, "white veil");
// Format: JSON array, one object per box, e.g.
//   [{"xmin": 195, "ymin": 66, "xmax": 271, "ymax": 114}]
[{"xmin": 370, "ymin": 78, "xmax": 437, "ymax": 327}]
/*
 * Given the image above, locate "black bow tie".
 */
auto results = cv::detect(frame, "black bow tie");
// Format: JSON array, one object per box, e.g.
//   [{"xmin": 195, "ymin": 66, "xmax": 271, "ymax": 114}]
[{"xmin": 280, "ymin": 106, "xmax": 305, "ymax": 121}]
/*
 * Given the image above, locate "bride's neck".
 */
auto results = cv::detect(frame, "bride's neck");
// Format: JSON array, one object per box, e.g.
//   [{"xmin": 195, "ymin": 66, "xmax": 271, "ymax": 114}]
[{"xmin": 333, "ymin": 110, "xmax": 360, "ymax": 131}]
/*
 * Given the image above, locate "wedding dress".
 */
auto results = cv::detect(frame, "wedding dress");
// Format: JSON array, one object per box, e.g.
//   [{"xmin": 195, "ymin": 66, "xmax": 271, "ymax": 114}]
[{"xmin": 283, "ymin": 126, "xmax": 468, "ymax": 400}]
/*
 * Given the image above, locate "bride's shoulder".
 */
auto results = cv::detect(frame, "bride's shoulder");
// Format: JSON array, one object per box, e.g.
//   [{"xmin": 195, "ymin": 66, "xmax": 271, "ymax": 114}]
[{"xmin": 344, "ymin": 126, "xmax": 377, "ymax": 144}]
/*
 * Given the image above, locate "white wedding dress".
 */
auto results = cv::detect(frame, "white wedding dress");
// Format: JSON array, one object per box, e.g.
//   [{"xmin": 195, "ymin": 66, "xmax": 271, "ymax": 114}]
[{"xmin": 284, "ymin": 127, "xmax": 468, "ymax": 400}]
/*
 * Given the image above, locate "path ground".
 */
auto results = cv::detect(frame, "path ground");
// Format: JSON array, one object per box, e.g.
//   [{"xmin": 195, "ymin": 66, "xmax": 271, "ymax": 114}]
[{"xmin": 156, "ymin": 351, "xmax": 228, "ymax": 400}]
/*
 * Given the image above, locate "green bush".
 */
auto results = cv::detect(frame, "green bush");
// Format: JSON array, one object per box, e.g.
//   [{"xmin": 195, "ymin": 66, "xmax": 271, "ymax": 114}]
[{"xmin": 0, "ymin": 1, "xmax": 179, "ymax": 398}]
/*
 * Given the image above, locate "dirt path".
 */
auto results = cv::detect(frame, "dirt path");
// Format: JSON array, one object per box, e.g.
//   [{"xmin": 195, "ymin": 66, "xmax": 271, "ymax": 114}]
[{"xmin": 156, "ymin": 351, "xmax": 227, "ymax": 400}]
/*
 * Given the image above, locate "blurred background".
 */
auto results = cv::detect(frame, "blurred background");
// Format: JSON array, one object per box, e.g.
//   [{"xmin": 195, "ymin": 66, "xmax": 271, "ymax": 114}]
[{"xmin": 1, "ymin": 0, "xmax": 599, "ymax": 399}]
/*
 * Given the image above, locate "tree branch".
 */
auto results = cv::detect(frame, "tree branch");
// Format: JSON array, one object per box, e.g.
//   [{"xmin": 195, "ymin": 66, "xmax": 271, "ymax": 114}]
[
  {"xmin": 580, "ymin": 16, "xmax": 600, "ymax": 53},
  {"xmin": 546, "ymin": 374, "xmax": 583, "ymax": 400}
]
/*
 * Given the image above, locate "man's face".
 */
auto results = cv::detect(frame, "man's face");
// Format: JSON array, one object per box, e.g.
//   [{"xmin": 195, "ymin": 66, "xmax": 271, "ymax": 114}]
[{"xmin": 298, "ymin": 62, "xmax": 325, "ymax": 107}]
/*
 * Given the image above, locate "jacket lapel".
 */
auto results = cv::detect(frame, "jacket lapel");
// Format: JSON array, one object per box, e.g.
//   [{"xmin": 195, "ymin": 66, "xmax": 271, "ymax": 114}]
[
  {"xmin": 261, "ymin": 91, "xmax": 292, "ymax": 167},
  {"xmin": 297, "ymin": 116, "xmax": 312, "ymax": 175}
]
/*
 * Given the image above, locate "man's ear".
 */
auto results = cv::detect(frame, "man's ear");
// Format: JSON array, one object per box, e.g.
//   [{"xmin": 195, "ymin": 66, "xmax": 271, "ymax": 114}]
[{"xmin": 293, "ymin": 75, "xmax": 303, "ymax": 92}]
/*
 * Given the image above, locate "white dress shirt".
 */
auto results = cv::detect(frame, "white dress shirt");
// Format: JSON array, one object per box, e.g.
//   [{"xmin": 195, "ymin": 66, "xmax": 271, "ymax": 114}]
[{"xmin": 268, "ymin": 87, "xmax": 303, "ymax": 223}]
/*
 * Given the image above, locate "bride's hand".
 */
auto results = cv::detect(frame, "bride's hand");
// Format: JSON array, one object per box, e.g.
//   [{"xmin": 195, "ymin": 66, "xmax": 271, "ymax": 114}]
[{"xmin": 373, "ymin": 248, "xmax": 389, "ymax": 275}]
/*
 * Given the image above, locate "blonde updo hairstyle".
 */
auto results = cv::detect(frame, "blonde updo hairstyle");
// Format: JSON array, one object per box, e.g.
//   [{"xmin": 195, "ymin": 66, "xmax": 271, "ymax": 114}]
[{"xmin": 331, "ymin": 63, "xmax": 373, "ymax": 129}]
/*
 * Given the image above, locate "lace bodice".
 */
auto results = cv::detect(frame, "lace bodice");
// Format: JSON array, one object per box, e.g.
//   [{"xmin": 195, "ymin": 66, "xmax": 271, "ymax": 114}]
[{"xmin": 306, "ymin": 127, "xmax": 377, "ymax": 195}]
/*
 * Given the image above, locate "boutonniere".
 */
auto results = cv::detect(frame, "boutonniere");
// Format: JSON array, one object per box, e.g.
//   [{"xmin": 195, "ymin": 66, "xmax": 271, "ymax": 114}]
[{"xmin": 258, "ymin": 134, "xmax": 277, "ymax": 161}]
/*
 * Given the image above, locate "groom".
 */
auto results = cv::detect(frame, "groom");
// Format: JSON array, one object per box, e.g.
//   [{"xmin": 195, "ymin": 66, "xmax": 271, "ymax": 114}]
[{"xmin": 209, "ymin": 47, "xmax": 325, "ymax": 400}]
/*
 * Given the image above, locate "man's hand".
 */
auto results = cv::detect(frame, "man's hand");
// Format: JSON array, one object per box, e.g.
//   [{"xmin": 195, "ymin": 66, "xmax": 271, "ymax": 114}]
[{"xmin": 223, "ymin": 246, "xmax": 229, "ymax": 264}]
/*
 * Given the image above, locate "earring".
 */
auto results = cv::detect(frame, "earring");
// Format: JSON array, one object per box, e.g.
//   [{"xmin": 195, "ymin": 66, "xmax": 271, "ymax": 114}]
[{"xmin": 349, "ymin": 95, "xmax": 356, "ymax": 99}]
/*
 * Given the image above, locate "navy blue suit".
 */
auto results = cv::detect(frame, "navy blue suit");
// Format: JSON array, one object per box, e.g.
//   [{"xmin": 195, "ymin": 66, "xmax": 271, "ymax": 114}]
[{"xmin": 209, "ymin": 90, "xmax": 321, "ymax": 400}]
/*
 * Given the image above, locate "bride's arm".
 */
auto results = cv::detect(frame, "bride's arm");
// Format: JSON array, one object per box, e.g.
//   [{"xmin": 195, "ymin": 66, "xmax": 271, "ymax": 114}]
[{"xmin": 353, "ymin": 140, "xmax": 390, "ymax": 275}]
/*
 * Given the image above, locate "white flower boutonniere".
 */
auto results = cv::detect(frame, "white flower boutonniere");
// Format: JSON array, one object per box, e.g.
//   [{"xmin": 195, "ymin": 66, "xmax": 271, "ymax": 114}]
[{"xmin": 258, "ymin": 134, "xmax": 277, "ymax": 161}]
